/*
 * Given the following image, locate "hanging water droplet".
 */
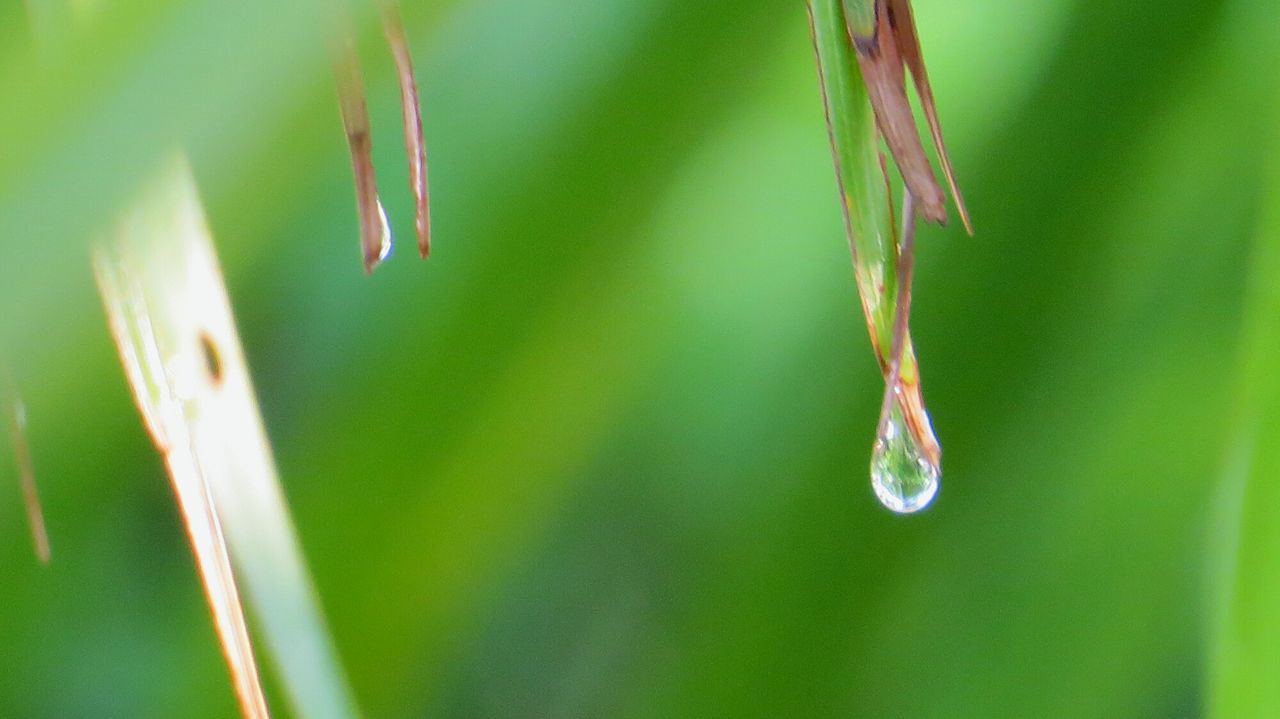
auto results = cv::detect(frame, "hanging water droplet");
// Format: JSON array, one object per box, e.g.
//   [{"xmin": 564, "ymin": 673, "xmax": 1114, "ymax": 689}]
[
  {"xmin": 870, "ymin": 403, "xmax": 940, "ymax": 514},
  {"xmin": 375, "ymin": 199, "xmax": 393, "ymax": 263}
]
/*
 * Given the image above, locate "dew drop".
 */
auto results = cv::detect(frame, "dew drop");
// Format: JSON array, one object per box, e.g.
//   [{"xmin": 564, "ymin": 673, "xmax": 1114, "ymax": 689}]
[
  {"xmin": 870, "ymin": 404, "xmax": 940, "ymax": 514},
  {"xmin": 375, "ymin": 199, "xmax": 393, "ymax": 263}
]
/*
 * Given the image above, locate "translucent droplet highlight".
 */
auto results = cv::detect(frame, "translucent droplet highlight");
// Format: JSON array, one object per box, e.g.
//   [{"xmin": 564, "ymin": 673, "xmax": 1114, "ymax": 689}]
[
  {"xmin": 375, "ymin": 199, "xmax": 393, "ymax": 263},
  {"xmin": 870, "ymin": 404, "xmax": 939, "ymax": 514}
]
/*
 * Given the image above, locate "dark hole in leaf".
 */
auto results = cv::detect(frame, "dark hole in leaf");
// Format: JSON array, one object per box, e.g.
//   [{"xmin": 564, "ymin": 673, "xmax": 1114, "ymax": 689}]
[{"xmin": 198, "ymin": 332, "xmax": 223, "ymax": 386}]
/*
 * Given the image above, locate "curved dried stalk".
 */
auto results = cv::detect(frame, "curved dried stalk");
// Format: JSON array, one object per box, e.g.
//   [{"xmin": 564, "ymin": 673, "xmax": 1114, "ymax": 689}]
[
  {"xmin": 333, "ymin": 33, "xmax": 392, "ymax": 273},
  {"xmin": 96, "ymin": 159, "xmax": 359, "ymax": 718},
  {"xmin": 333, "ymin": 2, "xmax": 431, "ymax": 271},
  {"xmin": 380, "ymin": 0, "xmax": 431, "ymax": 257}
]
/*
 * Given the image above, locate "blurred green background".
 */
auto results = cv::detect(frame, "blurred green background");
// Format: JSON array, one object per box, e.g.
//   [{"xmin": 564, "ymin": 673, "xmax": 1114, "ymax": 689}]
[{"xmin": 2, "ymin": 0, "xmax": 1279, "ymax": 716}]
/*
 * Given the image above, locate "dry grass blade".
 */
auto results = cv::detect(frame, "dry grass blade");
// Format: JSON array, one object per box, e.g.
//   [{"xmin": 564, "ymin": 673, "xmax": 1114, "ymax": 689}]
[
  {"xmin": 845, "ymin": 2, "xmax": 947, "ymax": 224},
  {"xmin": 841, "ymin": 0, "xmax": 972, "ymax": 232},
  {"xmin": 884, "ymin": 0, "xmax": 973, "ymax": 235},
  {"xmin": 380, "ymin": 0, "xmax": 431, "ymax": 258},
  {"xmin": 95, "ymin": 158, "xmax": 359, "ymax": 718},
  {"xmin": 333, "ymin": 32, "xmax": 392, "ymax": 273},
  {"xmin": 94, "ymin": 173, "xmax": 271, "ymax": 719}
]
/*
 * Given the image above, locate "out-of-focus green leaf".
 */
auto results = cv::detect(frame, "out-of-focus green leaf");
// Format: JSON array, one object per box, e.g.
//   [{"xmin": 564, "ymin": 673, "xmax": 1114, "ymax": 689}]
[
  {"xmin": 0, "ymin": 0, "xmax": 344, "ymax": 349},
  {"xmin": 3, "ymin": 0, "xmax": 1280, "ymax": 717},
  {"xmin": 1211, "ymin": 111, "xmax": 1280, "ymax": 719}
]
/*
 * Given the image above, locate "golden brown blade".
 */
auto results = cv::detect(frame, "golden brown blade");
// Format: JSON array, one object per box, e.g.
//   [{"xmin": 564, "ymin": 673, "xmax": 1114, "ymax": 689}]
[
  {"xmin": 333, "ymin": 34, "xmax": 392, "ymax": 273},
  {"xmin": 847, "ymin": 0, "xmax": 948, "ymax": 225},
  {"xmin": 97, "ymin": 158, "xmax": 359, "ymax": 717},
  {"xmin": 380, "ymin": 1, "xmax": 431, "ymax": 258},
  {"xmin": 94, "ymin": 165, "xmax": 273, "ymax": 717},
  {"xmin": 886, "ymin": 0, "xmax": 973, "ymax": 235}
]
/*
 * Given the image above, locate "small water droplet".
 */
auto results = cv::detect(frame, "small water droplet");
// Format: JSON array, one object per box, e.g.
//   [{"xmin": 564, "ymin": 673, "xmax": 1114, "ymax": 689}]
[
  {"xmin": 870, "ymin": 404, "xmax": 939, "ymax": 514},
  {"xmin": 376, "ymin": 200, "xmax": 393, "ymax": 263}
]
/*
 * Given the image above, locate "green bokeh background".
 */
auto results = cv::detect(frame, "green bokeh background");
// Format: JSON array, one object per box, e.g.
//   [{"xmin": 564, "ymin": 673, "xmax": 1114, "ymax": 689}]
[{"xmin": 2, "ymin": 0, "xmax": 1278, "ymax": 716}]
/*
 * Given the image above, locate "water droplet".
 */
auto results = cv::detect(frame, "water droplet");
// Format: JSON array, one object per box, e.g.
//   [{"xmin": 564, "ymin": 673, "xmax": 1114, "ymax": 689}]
[
  {"xmin": 375, "ymin": 200, "xmax": 393, "ymax": 263},
  {"xmin": 870, "ymin": 404, "xmax": 939, "ymax": 514}
]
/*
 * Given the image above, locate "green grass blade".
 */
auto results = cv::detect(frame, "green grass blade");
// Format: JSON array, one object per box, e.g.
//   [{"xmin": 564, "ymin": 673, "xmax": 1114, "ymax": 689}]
[
  {"xmin": 808, "ymin": 0, "xmax": 935, "ymax": 386},
  {"xmin": 807, "ymin": 0, "xmax": 938, "ymax": 474},
  {"xmin": 841, "ymin": 0, "xmax": 876, "ymax": 38},
  {"xmin": 807, "ymin": 0, "xmax": 893, "ymax": 352}
]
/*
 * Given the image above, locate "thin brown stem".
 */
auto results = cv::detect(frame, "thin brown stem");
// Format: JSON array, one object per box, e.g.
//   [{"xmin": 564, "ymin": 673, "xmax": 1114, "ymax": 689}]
[
  {"xmin": 332, "ymin": 33, "xmax": 390, "ymax": 273},
  {"xmin": 380, "ymin": 1, "xmax": 431, "ymax": 258},
  {"xmin": 5, "ymin": 387, "xmax": 51, "ymax": 564}
]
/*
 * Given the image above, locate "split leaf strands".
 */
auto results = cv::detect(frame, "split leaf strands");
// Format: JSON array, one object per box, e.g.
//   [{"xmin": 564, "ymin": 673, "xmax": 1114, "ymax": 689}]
[
  {"xmin": 94, "ymin": 159, "xmax": 359, "ymax": 718},
  {"xmin": 381, "ymin": 0, "xmax": 432, "ymax": 258},
  {"xmin": 808, "ymin": 0, "xmax": 969, "ymax": 511},
  {"xmin": 334, "ymin": 0, "xmax": 431, "ymax": 272},
  {"xmin": 844, "ymin": 0, "xmax": 971, "ymax": 233}
]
